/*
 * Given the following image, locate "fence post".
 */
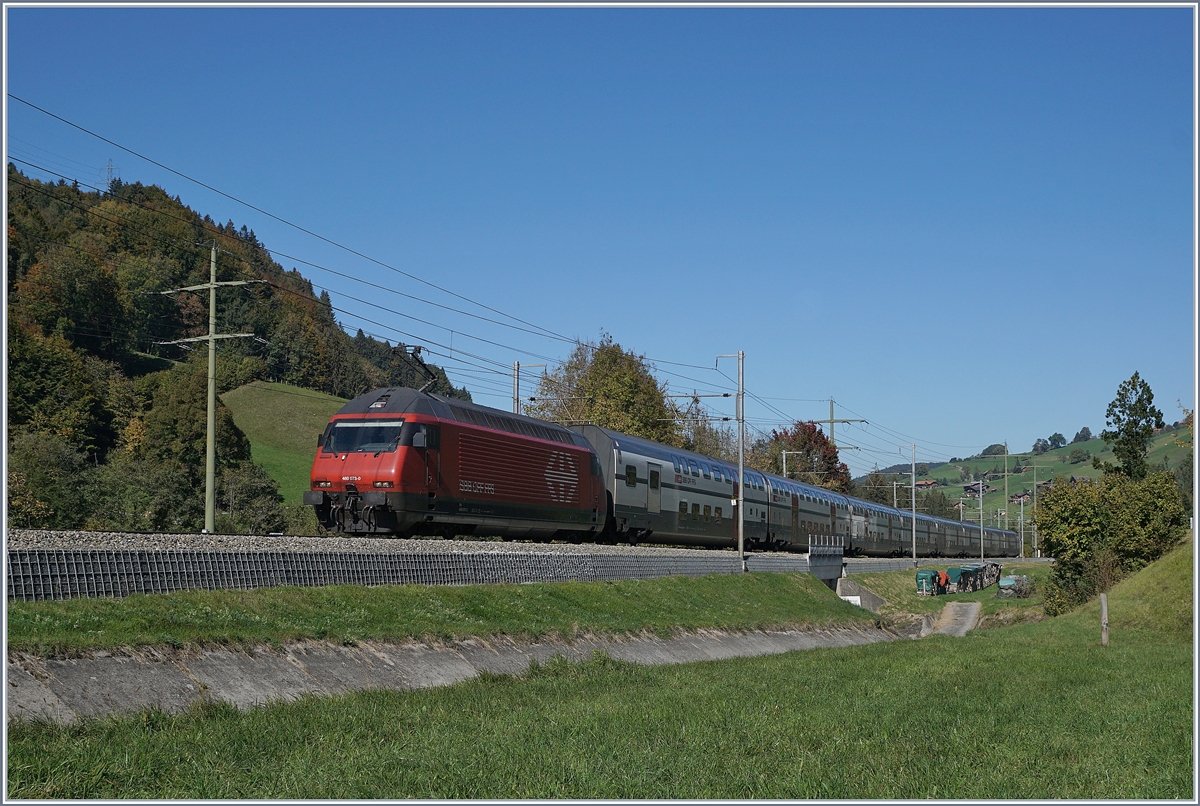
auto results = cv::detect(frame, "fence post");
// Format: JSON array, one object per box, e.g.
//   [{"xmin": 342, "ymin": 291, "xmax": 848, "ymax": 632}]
[{"xmin": 1100, "ymin": 592, "xmax": 1109, "ymax": 646}]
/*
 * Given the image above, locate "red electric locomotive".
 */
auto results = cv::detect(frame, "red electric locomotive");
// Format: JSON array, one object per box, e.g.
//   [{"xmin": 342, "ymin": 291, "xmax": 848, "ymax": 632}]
[{"xmin": 305, "ymin": 387, "xmax": 608, "ymax": 539}]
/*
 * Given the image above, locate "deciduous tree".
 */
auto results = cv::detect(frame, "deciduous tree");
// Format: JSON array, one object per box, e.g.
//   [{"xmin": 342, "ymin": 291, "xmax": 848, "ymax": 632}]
[
  {"xmin": 756, "ymin": 421, "xmax": 851, "ymax": 493},
  {"xmin": 526, "ymin": 334, "xmax": 683, "ymax": 446},
  {"xmin": 1036, "ymin": 473, "xmax": 1186, "ymax": 614}
]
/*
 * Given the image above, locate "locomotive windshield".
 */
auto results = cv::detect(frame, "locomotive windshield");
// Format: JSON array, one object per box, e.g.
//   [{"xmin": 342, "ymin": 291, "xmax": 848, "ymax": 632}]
[{"xmin": 323, "ymin": 420, "xmax": 405, "ymax": 453}]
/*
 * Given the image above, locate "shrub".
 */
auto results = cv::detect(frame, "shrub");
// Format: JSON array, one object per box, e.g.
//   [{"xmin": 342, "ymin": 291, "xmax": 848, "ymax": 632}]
[{"xmin": 1036, "ymin": 472, "xmax": 1187, "ymax": 615}]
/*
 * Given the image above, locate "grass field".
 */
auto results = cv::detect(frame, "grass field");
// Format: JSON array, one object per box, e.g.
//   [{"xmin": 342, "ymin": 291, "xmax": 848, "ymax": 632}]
[
  {"xmin": 7, "ymin": 542, "xmax": 1192, "ymax": 799},
  {"xmin": 222, "ymin": 382, "xmax": 347, "ymax": 504}
]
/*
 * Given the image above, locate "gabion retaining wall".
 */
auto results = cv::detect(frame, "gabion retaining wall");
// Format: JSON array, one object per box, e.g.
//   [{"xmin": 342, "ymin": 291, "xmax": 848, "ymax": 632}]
[{"xmin": 5, "ymin": 549, "xmax": 822, "ymax": 602}]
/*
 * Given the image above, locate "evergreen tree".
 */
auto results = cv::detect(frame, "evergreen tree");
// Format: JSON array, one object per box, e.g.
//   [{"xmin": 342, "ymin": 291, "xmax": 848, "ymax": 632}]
[{"xmin": 1093, "ymin": 371, "xmax": 1164, "ymax": 480}]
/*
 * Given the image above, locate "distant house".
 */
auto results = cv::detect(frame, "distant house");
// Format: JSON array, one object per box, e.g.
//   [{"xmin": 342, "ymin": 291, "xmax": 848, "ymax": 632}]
[
  {"xmin": 1009, "ymin": 492, "xmax": 1032, "ymax": 505},
  {"xmin": 962, "ymin": 482, "xmax": 992, "ymax": 498},
  {"xmin": 914, "ymin": 479, "xmax": 940, "ymax": 490},
  {"xmin": 1068, "ymin": 476, "xmax": 1094, "ymax": 484}
]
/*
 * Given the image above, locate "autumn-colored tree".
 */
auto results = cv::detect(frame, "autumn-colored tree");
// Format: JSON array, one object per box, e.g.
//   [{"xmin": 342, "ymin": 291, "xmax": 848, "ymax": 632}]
[
  {"xmin": 756, "ymin": 421, "xmax": 851, "ymax": 493},
  {"xmin": 12, "ymin": 243, "xmax": 134, "ymax": 357}
]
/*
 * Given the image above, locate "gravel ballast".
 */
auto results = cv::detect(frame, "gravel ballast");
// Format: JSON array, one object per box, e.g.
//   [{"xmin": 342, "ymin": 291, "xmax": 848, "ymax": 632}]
[{"xmin": 6, "ymin": 529, "xmax": 730, "ymax": 557}]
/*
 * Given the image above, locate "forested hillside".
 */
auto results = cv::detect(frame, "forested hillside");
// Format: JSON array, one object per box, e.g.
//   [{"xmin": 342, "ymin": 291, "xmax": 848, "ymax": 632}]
[{"xmin": 6, "ymin": 164, "xmax": 468, "ymax": 533}]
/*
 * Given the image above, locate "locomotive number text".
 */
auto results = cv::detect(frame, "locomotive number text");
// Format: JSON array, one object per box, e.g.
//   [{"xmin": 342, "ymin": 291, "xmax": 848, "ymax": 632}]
[{"xmin": 460, "ymin": 480, "xmax": 496, "ymax": 495}]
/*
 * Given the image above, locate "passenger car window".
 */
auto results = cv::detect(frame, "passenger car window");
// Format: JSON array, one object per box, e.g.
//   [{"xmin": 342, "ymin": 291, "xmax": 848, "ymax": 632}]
[
  {"xmin": 688, "ymin": 459, "xmax": 699, "ymax": 477},
  {"xmin": 715, "ymin": 506, "xmax": 723, "ymax": 522},
  {"xmin": 691, "ymin": 503, "xmax": 700, "ymax": 520},
  {"xmin": 625, "ymin": 465, "xmax": 637, "ymax": 487}
]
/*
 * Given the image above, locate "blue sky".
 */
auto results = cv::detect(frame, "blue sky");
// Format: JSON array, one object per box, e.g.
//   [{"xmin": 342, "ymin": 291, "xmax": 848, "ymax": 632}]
[{"xmin": 5, "ymin": 6, "xmax": 1195, "ymax": 477}]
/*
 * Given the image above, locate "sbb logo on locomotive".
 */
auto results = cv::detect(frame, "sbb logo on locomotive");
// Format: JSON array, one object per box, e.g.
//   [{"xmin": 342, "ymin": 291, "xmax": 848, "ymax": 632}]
[{"xmin": 544, "ymin": 452, "xmax": 579, "ymax": 503}]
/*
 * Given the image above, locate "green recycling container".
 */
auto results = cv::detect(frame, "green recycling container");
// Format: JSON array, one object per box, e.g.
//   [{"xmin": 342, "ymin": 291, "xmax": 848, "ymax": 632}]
[{"xmin": 916, "ymin": 569, "xmax": 938, "ymax": 593}]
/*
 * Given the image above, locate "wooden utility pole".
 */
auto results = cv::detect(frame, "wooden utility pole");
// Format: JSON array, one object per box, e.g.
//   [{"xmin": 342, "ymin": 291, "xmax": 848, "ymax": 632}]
[{"xmin": 1101, "ymin": 593, "xmax": 1110, "ymax": 646}]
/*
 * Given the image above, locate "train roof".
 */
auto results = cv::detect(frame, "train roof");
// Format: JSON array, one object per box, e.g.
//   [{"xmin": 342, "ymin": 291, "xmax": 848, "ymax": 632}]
[{"xmin": 335, "ymin": 388, "xmax": 593, "ymax": 450}]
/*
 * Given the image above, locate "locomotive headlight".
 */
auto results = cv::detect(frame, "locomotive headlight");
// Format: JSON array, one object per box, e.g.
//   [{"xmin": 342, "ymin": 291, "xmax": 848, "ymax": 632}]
[
  {"xmin": 373, "ymin": 481, "xmax": 394, "ymax": 488},
  {"xmin": 314, "ymin": 480, "xmax": 333, "ymax": 489}
]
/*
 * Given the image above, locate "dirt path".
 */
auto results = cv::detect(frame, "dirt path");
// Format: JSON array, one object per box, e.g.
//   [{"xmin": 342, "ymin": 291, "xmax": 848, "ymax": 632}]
[{"xmin": 930, "ymin": 602, "xmax": 981, "ymax": 637}]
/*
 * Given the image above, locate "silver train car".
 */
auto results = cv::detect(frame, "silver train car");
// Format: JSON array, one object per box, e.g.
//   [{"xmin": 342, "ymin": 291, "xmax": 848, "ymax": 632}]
[{"xmin": 571, "ymin": 424, "xmax": 1020, "ymax": 558}]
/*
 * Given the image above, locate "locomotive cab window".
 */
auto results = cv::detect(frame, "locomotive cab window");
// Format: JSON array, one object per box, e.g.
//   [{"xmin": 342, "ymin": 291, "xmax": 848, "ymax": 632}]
[
  {"xmin": 324, "ymin": 420, "xmax": 406, "ymax": 454},
  {"xmin": 625, "ymin": 465, "xmax": 637, "ymax": 487}
]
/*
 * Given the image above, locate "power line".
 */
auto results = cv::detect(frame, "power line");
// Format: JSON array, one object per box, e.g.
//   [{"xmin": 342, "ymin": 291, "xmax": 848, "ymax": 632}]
[
  {"xmin": 13, "ymin": 159, "xmax": 583, "ymax": 381},
  {"xmin": 9, "ymin": 141, "xmax": 732, "ymax": 384},
  {"xmin": 10, "ymin": 93, "xmax": 576, "ymax": 345}
]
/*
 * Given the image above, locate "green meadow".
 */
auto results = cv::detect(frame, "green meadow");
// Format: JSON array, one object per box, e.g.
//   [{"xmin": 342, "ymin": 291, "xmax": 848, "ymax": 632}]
[{"xmin": 7, "ymin": 541, "xmax": 1192, "ymax": 799}]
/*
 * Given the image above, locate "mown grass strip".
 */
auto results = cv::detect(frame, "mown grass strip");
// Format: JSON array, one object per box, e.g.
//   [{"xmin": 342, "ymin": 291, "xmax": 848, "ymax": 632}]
[{"xmin": 6, "ymin": 571, "xmax": 873, "ymax": 654}]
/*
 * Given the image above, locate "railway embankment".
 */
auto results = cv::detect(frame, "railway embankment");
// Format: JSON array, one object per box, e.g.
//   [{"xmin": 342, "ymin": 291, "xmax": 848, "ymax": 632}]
[{"xmin": 5, "ymin": 531, "xmax": 1050, "ymax": 725}]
